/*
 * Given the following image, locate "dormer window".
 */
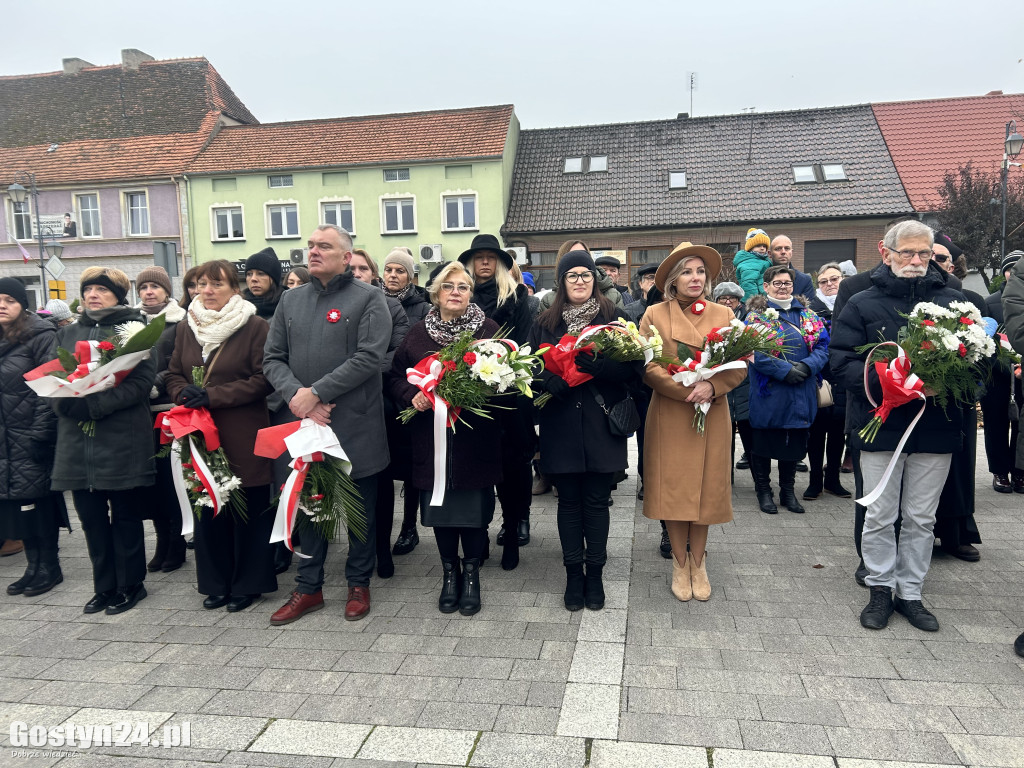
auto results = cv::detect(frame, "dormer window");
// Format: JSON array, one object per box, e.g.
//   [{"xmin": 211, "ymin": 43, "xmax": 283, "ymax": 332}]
[
  {"xmin": 793, "ymin": 163, "xmax": 848, "ymax": 183},
  {"xmin": 564, "ymin": 155, "xmax": 607, "ymax": 174}
]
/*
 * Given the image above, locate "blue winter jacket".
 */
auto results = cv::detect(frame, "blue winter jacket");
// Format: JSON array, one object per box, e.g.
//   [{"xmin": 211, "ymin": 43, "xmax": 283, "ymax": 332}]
[{"xmin": 745, "ymin": 296, "xmax": 830, "ymax": 430}]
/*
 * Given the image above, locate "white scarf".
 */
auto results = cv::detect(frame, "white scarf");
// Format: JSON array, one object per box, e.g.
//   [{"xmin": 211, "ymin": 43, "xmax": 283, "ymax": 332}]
[
  {"xmin": 187, "ymin": 294, "xmax": 255, "ymax": 360},
  {"xmin": 136, "ymin": 300, "xmax": 186, "ymax": 324},
  {"xmin": 815, "ymin": 289, "xmax": 837, "ymax": 311},
  {"xmin": 770, "ymin": 296, "xmax": 794, "ymax": 311}
]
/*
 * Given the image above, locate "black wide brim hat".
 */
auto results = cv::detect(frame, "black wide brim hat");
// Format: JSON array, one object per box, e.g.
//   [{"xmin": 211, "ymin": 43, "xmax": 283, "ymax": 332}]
[
  {"xmin": 654, "ymin": 242, "xmax": 723, "ymax": 292},
  {"xmin": 458, "ymin": 234, "xmax": 514, "ymax": 270}
]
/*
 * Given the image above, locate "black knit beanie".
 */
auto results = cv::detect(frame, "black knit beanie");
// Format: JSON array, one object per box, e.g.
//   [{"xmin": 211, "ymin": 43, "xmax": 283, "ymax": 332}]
[
  {"xmin": 0, "ymin": 278, "xmax": 29, "ymax": 309},
  {"xmin": 557, "ymin": 250, "xmax": 597, "ymax": 281},
  {"xmin": 245, "ymin": 247, "xmax": 282, "ymax": 287},
  {"xmin": 81, "ymin": 273, "xmax": 128, "ymax": 304}
]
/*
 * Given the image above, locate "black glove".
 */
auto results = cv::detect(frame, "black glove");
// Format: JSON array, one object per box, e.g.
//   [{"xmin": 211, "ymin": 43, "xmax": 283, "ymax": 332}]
[
  {"xmin": 783, "ymin": 362, "xmax": 810, "ymax": 385},
  {"xmin": 61, "ymin": 398, "xmax": 92, "ymax": 421},
  {"xmin": 179, "ymin": 385, "xmax": 210, "ymax": 409},
  {"xmin": 575, "ymin": 350, "xmax": 635, "ymax": 383},
  {"xmin": 29, "ymin": 439, "xmax": 54, "ymax": 465},
  {"xmin": 542, "ymin": 375, "xmax": 570, "ymax": 399}
]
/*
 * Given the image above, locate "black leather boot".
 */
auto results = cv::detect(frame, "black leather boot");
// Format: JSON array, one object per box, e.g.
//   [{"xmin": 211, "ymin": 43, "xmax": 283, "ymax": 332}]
[
  {"xmin": 564, "ymin": 563, "xmax": 585, "ymax": 611},
  {"xmin": 147, "ymin": 516, "xmax": 168, "ymax": 572},
  {"xmin": 459, "ymin": 559, "xmax": 481, "ymax": 616},
  {"xmin": 7, "ymin": 538, "xmax": 39, "ymax": 596},
  {"xmin": 584, "ymin": 563, "xmax": 605, "ymax": 610},
  {"xmin": 438, "ymin": 558, "xmax": 461, "ymax": 614},
  {"xmin": 779, "ymin": 461, "xmax": 806, "ymax": 513},
  {"xmin": 23, "ymin": 552, "xmax": 63, "ymax": 597},
  {"xmin": 750, "ymin": 454, "xmax": 778, "ymax": 514}
]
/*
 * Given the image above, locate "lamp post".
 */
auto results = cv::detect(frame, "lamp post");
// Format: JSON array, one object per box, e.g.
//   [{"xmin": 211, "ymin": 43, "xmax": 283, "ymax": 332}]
[
  {"xmin": 1001, "ymin": 121, "xmax": 1024, "ymax": 260},
  {"xmin": 7, "ymin": 172, "xmax": 64, "ymax": 308}
]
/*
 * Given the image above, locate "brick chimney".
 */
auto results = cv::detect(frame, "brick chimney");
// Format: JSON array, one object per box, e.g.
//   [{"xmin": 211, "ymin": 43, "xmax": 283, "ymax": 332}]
[
  {"xmin": 62, "ymin": 58, "xmax": 94, "ymax": 74},
  {"xmin": 121, "ymin": 49, "xmax": 155, "ymax": 70}
]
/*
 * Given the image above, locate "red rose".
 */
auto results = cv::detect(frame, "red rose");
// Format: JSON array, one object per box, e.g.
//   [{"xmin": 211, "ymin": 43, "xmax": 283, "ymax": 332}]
[
  {"xmin": 706, "ymin": 332, "xmax": 724, "ymax": 344},
  {"xmin": 920, "ymin": 319, "xmax": 935, "ymax": 326},
  {"xmin": 958, "ymin": 343, "xmax": 967, "ymax": 357},
  {"xmin": 310, "ymin": 493, "xmax": 325, "ymax": 501},
  {"xmin": 97, "ymin": 340, "xmax": 116, "ymax": 351},
  {"xmin": 920, "ymin": 341, "xmax": 934, "ymax": 351},
  {"xmin": 463, "ymin": 352, "xmax": 477, "ymax": 365},
  {"xmin": 959, "ymin": 317, "xmax": 974, "ymax": 325}
]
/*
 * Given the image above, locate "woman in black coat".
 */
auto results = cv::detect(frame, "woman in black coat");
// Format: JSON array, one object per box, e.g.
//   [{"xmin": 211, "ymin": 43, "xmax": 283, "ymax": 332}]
[
  {"xmin": 389, "ymin": 261, "xmax": 502, "ymax": 617},
  {"xmin": 528, "ymin": 250, "xmax": 642, "ymax": 612},
  {"xmin": 51, "ymin": 268, "xmax": 156, "ymax": 616},
  {"xmin": 0, "ymin": 279, "xmax": 66, "ymax": 598},
  {"xmin": 458, "ymin": 235, "xmax": 535, "ymax": 570},
  {"xmin": 804, "ymin": 263, "xmax": 850, "ymax": 500}
]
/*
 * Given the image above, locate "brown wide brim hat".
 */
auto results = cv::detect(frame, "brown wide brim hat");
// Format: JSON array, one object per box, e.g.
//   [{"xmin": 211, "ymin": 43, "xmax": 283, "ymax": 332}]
[{"xmin": 654, "ymin": 242, "xmax": 723, "ymax": 292}]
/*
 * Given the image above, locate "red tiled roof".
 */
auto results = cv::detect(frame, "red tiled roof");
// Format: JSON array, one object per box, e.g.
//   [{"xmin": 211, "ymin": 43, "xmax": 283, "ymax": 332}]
[
  {"xmin": 872, "ymin": 92, "xmax": 1024, "ymax": 212},
  {"xmin": 0, "ymin": 112, "xmax": 218, "ymax": 185},
  {"xmin": 187, "ymin": 105, "xmax": 515, "ymax": 174},
  {"xmin": 0, "ymin": 57, "xmax": 257, "ymax": 147}
]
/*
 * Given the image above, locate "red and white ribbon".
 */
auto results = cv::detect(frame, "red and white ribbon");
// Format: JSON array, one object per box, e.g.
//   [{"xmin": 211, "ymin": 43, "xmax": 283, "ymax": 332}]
[
  {"xmin": 155, "ymin": 406, "xmax": 225, "ymax": 536},
  {"xmin": 24, "ymin": 348, "xmax": 152, "ymax": 398},
  {"xmin": 254, "ymin": 419, "xmax": 352, "ymax": 558},
  {"xmin": 66, "ymin": 340, "xmax": 102, "ymax": 381},
  {"xmin": 670, "ymin": 354, "xmax": 750, "ymax": 422},
  {"xmin": 857, "ymin": 343, "xmax": 927, "ymax": 507},
  {"xmin": 407, "ymin": 357, "xmax": 454, "ymax": 507}
]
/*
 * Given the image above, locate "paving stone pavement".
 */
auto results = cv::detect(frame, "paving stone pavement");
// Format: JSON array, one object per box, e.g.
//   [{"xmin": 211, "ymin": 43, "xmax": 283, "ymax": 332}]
[{"xmin": 1, "ymin": 436, "xmax": 1022, "ymax": 767}]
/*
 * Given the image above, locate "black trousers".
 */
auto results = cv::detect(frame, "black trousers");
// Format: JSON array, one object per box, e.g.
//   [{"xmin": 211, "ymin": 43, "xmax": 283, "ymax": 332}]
[
  {"xmin": 72, "ymin": 487, "xmax": 147, "ymax": 594},
  {"xmin": 433, "ymin": 526, "xmax": 487, "ymax": 560},
  {"xmin": 194, "ymin": 484, "xmax": 277, "ymax": 596},
  {"xmin": 807, "ymin": 408, "xmax": 845, "ymax": 479},
  {"xmin": 550, "ymin": 471, "xmax": 613, "ymax": 567},
  {"xmin": 497, "ymin": 457, "xmax": 532, "ymax": 531},
  {"xmin": 980, "ymin": 373, "xmax": 1021, "ymax": 476},
  {"xmin": 296, "ymin": 473, "xmax": 378, "ymax": 592}
]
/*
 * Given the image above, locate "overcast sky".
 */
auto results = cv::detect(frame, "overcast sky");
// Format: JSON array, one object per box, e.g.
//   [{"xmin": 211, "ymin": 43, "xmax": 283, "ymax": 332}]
[{"xmin": 3, "ymin": 0, "xmax": 1021, "ymax": 129}]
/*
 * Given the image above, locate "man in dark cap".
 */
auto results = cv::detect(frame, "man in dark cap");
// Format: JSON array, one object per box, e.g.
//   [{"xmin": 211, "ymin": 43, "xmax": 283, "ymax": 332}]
[{"xmin": 594, "ymin": 255, "xmax": 634, "ymax": 304}]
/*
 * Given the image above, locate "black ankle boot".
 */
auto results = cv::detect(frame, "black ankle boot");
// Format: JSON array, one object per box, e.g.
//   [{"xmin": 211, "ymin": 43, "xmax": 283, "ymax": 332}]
[
  {"xmin": 7, "ymin": 539, "xmax": 39, "ymax": 596},
  {"xmin": 501, "ymin": 538, "xmax": 520, "ymax": 571},
  {"xmin": 438, "ymin": 558, "xmax": 461, "ymax": 613},
  {"xmin": 459, "ymin": 559, "xmax": 481, "ymax": 616},
  {"xmin": 564, "ymin": 563, "xmax": 585, "ymax": 611},
  {"xmin": 779, "ymin": 461, "xmax": 805, "ymax": 513},
  {"xmin": 23, "ymin": 557, "xmax": 63, "ymax": 597},
  {"xmin": 802, "ymin": 472, "xmax": 824, "ymax": 500},
  {"xmin": 147, "ymin": 520, "xmax": 168, "ymax": 572},
  {"xmin": 584, "ymin": 564, "xmax": 605, "ymax": 610},
  {"xmin": 750, "ymin": 455, "xmax": 778, "ymax": 514}
]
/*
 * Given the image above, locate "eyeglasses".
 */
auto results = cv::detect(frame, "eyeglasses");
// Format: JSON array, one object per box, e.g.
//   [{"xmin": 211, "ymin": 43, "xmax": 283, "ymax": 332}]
[
  {"xmin": 564, "ymin": 271, "xmax": 595, "ymax": 283},
  {"xmin": 770, "ymin": 281, "xmax": 793, "ymax": 288},
  {"xmin": 817, "ymin": 276, "xmax": 841, "ymax": 286},
  {"xmin": 440, "ymin": 282, "xmax": 471, "ymax": 294},
  {"xmin": 888, "ymin": 248, "xmax": 933, "ymax": 261}
]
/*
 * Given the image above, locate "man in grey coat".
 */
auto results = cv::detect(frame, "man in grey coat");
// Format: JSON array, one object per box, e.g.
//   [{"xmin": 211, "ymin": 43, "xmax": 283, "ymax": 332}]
[{"xmin": 264, "ymin": 224, "xmax": 391, "ymax": 624}]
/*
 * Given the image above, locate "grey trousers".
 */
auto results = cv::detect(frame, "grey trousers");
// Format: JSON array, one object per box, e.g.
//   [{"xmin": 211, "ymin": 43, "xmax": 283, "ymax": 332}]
[
  {"xmin": 295, "ymin": 473, "xmax": 378, "ymax": 593},
  {"xmin": 860, "ymin": 452, "xmax": 952, "ymax": 601}
]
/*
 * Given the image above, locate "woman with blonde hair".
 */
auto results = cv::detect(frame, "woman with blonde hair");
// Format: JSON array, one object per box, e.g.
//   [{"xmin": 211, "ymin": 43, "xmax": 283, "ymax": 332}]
[
  {"xmin": 51, "ymin": 267, "xmax": 156, "ymax": 615},
  {"xmin": 640, "ymin": 243, "xmax": 748, "ymax": 602},
  {"xmin": 389, "ymin": 260, "xmax": 502, "ymax": 615}
]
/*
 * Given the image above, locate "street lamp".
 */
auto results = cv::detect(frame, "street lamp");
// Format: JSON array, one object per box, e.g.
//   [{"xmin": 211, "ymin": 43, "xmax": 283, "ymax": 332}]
[
  {"xmin": 7, "ymin": 172, "xmax": 64, "ymax": 307},
  {"xmin": 1001, "ymin": 121, "xmax": 1024, "ymax": 260}
]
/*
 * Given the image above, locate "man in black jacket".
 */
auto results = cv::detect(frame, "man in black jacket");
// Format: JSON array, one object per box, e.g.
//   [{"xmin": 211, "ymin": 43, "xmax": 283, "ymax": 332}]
[{"xmin": 831, "ymin": 221, "xmax": 967, "ymax": 633}]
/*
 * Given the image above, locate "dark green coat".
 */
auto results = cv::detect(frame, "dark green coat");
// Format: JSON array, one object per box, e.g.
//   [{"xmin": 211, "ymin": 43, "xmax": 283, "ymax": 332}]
[{"xmin": 50, "ymin": 307, "xmax": 156, "ymax": 491}]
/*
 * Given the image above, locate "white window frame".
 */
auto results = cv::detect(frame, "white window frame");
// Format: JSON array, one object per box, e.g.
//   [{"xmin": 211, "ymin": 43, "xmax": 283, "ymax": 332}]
[
  {"xmin": 822, "ymin": 163, "xmax": 847, "ymax": 181},
  {"xmin": 74, "ymin": 191, "xmax": 102, "ymax": 238},
  {"xmin": 441, "ymin": 190, "xmax": 479, "ymax": 232},
  {"xmin": 383, "ymin": 168, "xmax": 411, "ymax": 183},
  {"xmin": 319, "ymin": 198, "xmax": 356, "ymax": 235},
  {"xmin": 265, "ymin": 200, "xmax": 301, "ymax": 239},
  {"xmin": 210, "ymin": 204, "xmax": 246, "ymax": 242},
  {"xmin": 668, "ymin": 171, "xmax": 687, "ymax": 189},
  {"xmin": 379, "ymin": 194, "xmax": 417, "ymax": 235},
  {"xmin": 267, "ymin": 174, "xmax": 293, "ymax": 188},
  {"xmin": 564, "ymin": 157, "xmax": 583, "ymax": 173},
  {"xmin": 793, "ymin": 165, "xmax": 817, "ymax": 184},
  {"xmin": 9, "ymin": 198, "xmax": 32, "ymax": 241},
  {"xmin": 123, "ymin": 190, "xmax": 150, "ymax": 236},
  {"xmin": 588, "ymin": 155, "xmax": 608, "ymax": 173}
]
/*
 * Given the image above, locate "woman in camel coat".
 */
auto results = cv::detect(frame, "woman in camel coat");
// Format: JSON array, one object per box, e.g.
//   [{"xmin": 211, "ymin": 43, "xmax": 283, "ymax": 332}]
[{"xmin": 640, "ymin": 243, "xmax": 747, "ymax": 603}]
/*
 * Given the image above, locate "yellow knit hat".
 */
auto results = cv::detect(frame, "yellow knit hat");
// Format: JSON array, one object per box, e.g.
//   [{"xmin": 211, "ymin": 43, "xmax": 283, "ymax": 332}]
[{"xmin": 744, "ymin": 228, "xmax": 770, "ymax": 252}]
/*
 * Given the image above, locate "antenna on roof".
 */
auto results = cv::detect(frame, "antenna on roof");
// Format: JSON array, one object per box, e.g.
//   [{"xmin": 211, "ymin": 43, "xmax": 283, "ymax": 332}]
[{"xmin": 686, "ymin": 72, "xmax": 698, "ymax": 116}]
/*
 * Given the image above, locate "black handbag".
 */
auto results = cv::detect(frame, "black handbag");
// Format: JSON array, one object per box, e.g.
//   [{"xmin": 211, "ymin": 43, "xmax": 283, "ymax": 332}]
[{"xmin": 588, "ymin": 383, "xmax": 641, "ymax": 437}]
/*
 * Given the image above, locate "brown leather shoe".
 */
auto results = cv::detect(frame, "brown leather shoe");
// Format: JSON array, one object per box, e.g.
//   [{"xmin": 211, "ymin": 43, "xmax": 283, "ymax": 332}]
[
  {"xmin": 0, "ymin": 540, "xmax": 24, "ymax": 557},
  {"xmin": 344, "ymin": 586, "xmax": 371, "ymax": 621},
  {"xmin": 270, "ymin": 590, "xmax": 324, "ymax": 626}
]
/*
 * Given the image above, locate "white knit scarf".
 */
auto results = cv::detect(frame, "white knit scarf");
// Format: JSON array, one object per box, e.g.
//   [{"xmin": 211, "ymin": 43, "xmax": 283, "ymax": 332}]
[
  {"xmin": 815, "ymin": 289, "xmax": 837, "ymax": 311},
  {"xmin": 187, "ymin": 294, "xmax": 255, "ymax": 360}
]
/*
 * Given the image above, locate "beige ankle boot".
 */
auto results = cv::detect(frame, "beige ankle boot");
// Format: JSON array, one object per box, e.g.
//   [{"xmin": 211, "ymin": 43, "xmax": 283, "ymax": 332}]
[
  {"xmin": 690, "ymin": 552, "xmax": 711, "ymax": 601},
  {"xmin": 671, "ymin": 553, "xmax": 691, "ymax": 601}
]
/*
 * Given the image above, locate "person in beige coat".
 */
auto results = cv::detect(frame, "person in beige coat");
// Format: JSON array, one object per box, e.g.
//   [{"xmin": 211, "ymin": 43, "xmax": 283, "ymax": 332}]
[{"xmin": 640, "ymin": 243, "xmax": 748, "ymax": 602}]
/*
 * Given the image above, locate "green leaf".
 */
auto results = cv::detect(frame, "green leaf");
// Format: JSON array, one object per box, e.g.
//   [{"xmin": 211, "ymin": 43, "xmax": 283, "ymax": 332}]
[
  {"xmin": 56, "ymin": 346, "xmax": 78, "ymax": 372},
  {"xmin": 118, "ymin": 314, "xmax": 166, "ymax": 355}
]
